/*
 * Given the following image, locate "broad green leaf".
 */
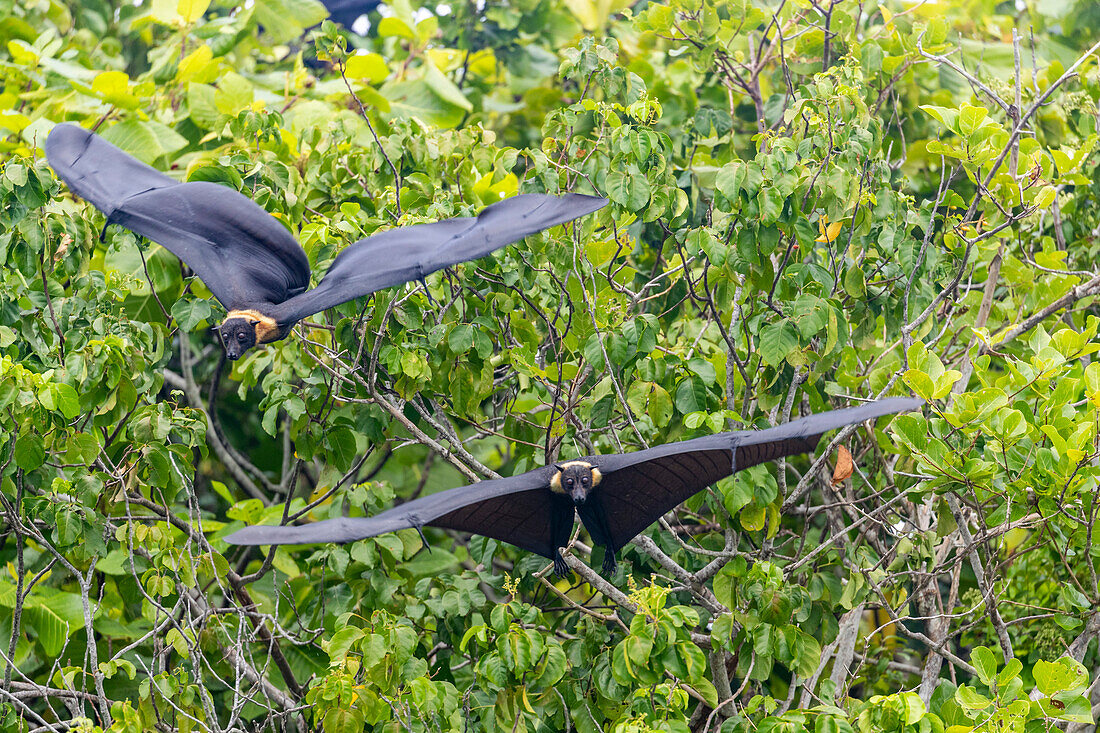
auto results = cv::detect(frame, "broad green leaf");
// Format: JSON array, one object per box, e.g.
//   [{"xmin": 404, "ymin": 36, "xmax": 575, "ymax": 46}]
[
  {"xmin": 15, "ymin": 433, "xmax": 45, "ymax": 471},
  {"xmin": 920, "ymin": 105, "xmax": 960, "ymax": 133},
  {"xmin": 177, "ymin": 0, "xmax": 211, "ymax": 23},
  {"xmin": 99, "ymin": 120, "xmax": 187, "ymax": 164},
  {"xmin": 423, "ymin": 61, "xmax": 472, "ymax": 112},
  {"xmin": 970, "ymin": 646, "xmax": 997, "ymax": 685},
  {"xmin": 346, "ymin": 53, "xmax": 389, "ymax": 83},
  {"xmin": 605, "ymin": 171, "xmax": 652, "ymax": 211},
  {"xmin": 740, "ymin": 504, "xmax": 766, "ymax": 531},
  {"xmin": 758, "ymin": 321, "xmax": 799, "ymax": 367}
]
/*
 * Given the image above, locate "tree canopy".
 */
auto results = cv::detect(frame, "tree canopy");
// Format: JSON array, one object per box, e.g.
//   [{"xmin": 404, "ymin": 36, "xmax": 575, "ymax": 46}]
[{"xmin": 1, "ymin": 0, "xmax": 1099, "ymax": 731}]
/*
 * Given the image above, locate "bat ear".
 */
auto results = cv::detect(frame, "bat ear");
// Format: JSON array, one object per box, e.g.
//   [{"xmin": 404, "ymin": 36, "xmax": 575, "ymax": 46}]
[
  {"xmin": 249, "ymin": 319, "xmax": 260, "ymax": 326},
  {"xmin": 554, "ymin": 464, "xmax": 565, "ymax": 472}
]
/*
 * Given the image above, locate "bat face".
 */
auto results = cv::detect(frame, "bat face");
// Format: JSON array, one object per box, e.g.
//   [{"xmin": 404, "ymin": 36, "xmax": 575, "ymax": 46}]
[
  {"xmin": 216, "ymin": 309, "xmax": 281, "ymax": 359},
  {"xmin": 550, "ymin": 461, "xmax": 603, "ymax": 505},
  {"xmin": 218, "ymin": 317, "xmax": 258, "ymax": 360}
]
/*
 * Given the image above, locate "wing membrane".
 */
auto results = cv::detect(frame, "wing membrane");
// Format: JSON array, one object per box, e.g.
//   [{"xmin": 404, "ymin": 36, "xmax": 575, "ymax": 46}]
[
  {"xmin": 46, "ymin": 123, "xmax": 311, "ymax": 310},
  {"xmin": 226, "ymin": 466, "xmax": 560, "ymax": 557},
  {"xmin": 268, "ymin": 193, "xmax": 607, "ymax": 324},
  {"xmin": 592, "ymin": 397, "xmax": 922, "ymax": 550}
]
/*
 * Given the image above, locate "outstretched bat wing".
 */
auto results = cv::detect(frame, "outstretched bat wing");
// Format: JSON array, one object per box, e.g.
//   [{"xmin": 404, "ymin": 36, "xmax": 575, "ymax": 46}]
[
  {"xmin": 45, "ymin": 123, "xmax": 311, "ymax": 310},
  {"xmin": 587, "ymin": 396, "xmax": 923, "ymax": 552},
  {"xmin": 267, "ymin": 193, "xmax": 607, "ymax": 324},
  {"xmin": 225, "ymin": 465, "xmax": 564, "ymax": 558}
]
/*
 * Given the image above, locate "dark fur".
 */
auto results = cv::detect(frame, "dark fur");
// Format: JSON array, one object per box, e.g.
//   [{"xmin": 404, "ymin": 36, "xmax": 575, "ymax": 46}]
[
  {"xmin": 218, "ymin": 318, "xmax": 258, "ymax": 361},
  {"xmin": 555, "ymin": 464, "xmax": 596, "ymax": 504}
]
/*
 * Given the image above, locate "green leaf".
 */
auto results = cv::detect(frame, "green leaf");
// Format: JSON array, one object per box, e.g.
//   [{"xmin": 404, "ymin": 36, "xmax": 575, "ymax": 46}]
[
  {"xmin": 739, "ymin": 504, "xmax": 766, "ymax": 531},
  {"xmin": 171, "ymin": 298, "xmax": 215, "ymax": 331},
  {"xmin": 1034, "ymin": 658, "xmax": 1088, "ymax": 697},
  {"xmin": 384, "ymin": 79, "xmax": 466, "ymax": 128},
  {"xmin": 22, "ymin": 589, "xmax": 86, "ymax": 657},
  {"xmin": 605, "ymin": 170, "xmax": 652, "ymax": 211},
  {"xmin": 758, "ymin": 321, "xmax": 799, "ymax": 367},
  {"xmin": 715, "ymin": 160, "xmax": 743, "ymax": 199},
  {"xmin": 843, "ymin": 266, "xmax": 866, "ymax": 298},
  {"xmin": 970, "ymin": 646, "xmax": 997, "ymax": 685},
  {"xmin": 957, "ymin": 103, "xmax": 989, "ymax": 136},
  {"xmin": 627, "ymin": 381, "xmax": 672, "ymax": 427},
  {"xmin": 166, "ymin": 627, "xmax": 191, "ymax": 658},
  {"xmin": 346, "ymin": 53, "xmax": 389, "ymax": 83},
  {"xmin": 758, "ymin": 186, "xmax": 784, "ymax": 223},
  {"xmin": 903, "ymin": 369, "xmax": 936, "ymax": 400},
  {"xmin": 423, "ymin": 61, "xmax": 472, "ymax": 112},
  {"xmin": 99, "ymin": 120, "xmax": 187, "ymax": 164},
  {"xmin": 14, "ymin": 433, "xmax": 45, "ymax": 471},
  {"xmin": 378, "ymin": 16, "xmax": 416, "ymax": 39},
  {"xmin": 214, "ymin": 72, "xmax": 254, "ymax": 116},
  {"xmin": 252, "ymin": 0, "xmax": 328, "ymax": 44},
  {"xmin": 955, "ymin": 684, "xmax": 992, "ymax": 710},
  {"xmin": 920, "ymin": 105, "xmax": 960, "ymax": 133},
  {"xmin": 177, "ymin": 0, "xmax": 211, "ymax": 23},
  {"xmin": 1034, "ymin": 184, "xmax": 1057, "ymax": 209},
  {"xmin": 448, "ymin": 323, "xmax": 476, "ymax": 353},
  {"xmin": 674, "ymin": 378, "xmax": 709, "ymax": 414}
]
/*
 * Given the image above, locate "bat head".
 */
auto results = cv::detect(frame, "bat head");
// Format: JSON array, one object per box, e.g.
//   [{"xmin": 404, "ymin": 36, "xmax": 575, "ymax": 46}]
[
  {"xmin": 217, "ymin": 317, "xmax": 258, "ymax": 360},
  {"xmin": 551, "ymin": 461, "xmax": 602, "ymax": 506}
]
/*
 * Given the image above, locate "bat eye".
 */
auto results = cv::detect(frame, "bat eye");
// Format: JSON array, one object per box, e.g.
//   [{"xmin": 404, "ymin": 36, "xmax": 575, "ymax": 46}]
[
  {"xmin": 582, "ymin": 477, "xmax": 589, "ymax": 486},
  {"xmin": 565, "ymin": 478, "xmax": 573, "ymax": 486},
  {"xmin": 237, "ymin": 333, "xmax": 246, "ymax": 342}
]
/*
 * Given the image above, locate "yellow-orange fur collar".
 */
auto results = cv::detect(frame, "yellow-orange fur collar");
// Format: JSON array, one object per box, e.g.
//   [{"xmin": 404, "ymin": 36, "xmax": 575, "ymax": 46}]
[{"xmin": 223, "ymin": 309, "xmax": 280, "ymax": 344}]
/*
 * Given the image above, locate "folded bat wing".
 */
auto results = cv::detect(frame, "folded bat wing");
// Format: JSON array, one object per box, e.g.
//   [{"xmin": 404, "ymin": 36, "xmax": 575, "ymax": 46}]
[
  {"xmin": 266, "ymin": 193, "xmax": 607, "ymax": 325},
  {"xmin": 45, "ymin": 123, "xmax": 311, "ymax": 310},
  {"xmin": 587, "ymin": 396, "xmax": 923, "ymax": 552},
  {"xmin": 224, "ymin": 465, "xmax": 563, "ymax": 558}
]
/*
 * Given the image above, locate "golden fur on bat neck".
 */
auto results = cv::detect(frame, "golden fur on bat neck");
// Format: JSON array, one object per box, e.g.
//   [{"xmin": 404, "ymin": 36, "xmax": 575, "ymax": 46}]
[
  {"xmin": 549, "ymin": 460, "xmax": 603, "ymax": 494},
  {"xmin": 223, "ymin": 309, "xmax": 280, "ymax": 344}
]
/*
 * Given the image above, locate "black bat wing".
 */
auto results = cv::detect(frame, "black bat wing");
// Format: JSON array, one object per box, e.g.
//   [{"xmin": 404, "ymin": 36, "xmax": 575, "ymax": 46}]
[
  {"xmin": 45, "ymin": 123, "xmax": 311, "ymax": 310},
  {"xmin": 586, "ymin": 396, "xmax": 923, "ymax": 552},
  {"xmin": 225, "ymin": 464, "xmax": 564, "ymax": 558},
  {"xmin": 266, "ymin": 193, "xmax": 607, "ymax": 324}
]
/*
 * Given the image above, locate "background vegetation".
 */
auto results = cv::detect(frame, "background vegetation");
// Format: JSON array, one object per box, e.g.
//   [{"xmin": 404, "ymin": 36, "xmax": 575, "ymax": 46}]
[{"xmin": 1, "ymin": 0, "xmax": 1099, "ymax": 730}]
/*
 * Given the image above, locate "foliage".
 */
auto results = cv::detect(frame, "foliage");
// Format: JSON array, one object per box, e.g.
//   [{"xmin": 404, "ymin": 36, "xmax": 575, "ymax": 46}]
[{"xmin": 1, "ymin": 0, "xmax": 1099, "ymax": 731}]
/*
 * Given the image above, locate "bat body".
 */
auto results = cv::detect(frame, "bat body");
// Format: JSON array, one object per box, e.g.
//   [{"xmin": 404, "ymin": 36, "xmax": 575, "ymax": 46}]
[
  {"xmin": 226, "ymin": 397, "xmax": 922, "ymax": 575},
  {"xmin": 320, "ymin": 0, "xmax": 380, "ymax": 27},
  {"xmin": 45, "ymin": 123, "xmax": 606, "ymax": 359}
]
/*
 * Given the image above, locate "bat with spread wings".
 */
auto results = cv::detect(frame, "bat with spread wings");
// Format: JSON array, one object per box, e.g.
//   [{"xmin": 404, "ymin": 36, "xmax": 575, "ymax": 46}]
[
  {"xmin": 45, "ymin": 123, "xmax": 606, "ymax": 359},
  {"xmin": 226, "ymin": 397, "xmax": 922, "ymax": 575}
]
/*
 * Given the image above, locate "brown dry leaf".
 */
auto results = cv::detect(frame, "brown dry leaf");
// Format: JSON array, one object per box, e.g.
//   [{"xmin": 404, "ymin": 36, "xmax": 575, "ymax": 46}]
[
  {"xmin": 53, "ymin": 233, "xmax": 72, "ymax": 262},
  {"xmin": 832, "ymin": 445, "xmax": 853, "ymax": 485}
]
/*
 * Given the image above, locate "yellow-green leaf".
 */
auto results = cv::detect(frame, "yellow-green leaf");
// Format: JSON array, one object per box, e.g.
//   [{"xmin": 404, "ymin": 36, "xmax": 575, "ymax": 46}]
[
  {"xmin": 346, "ymin": 53, "xmax": 389, "ymax": 83},
  {"xmin": 177, "ymin": 0, "xmax": 211, "ymax": 23}
]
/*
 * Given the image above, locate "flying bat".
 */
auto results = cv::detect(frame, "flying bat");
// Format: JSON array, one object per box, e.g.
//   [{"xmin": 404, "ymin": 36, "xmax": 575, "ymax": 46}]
[
  {"xmin": 44, "ymin": 123, "xmax": 606, "ymax": 359},
  {"xmin": 226, "ymin": 397, "xmax": 922, "ymax": 575}
]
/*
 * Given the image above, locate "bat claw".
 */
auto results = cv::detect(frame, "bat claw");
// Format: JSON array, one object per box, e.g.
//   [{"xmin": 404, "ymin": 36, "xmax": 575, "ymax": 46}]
[
  {"xmin": 601, "ymin": 553, "xmax": 617, "ymax": 575},
  {"xmin": 418, "ymin": 277, "xmax": 437, "ymax": 307},
  {"xmin": 553, "ymin": 553, "xmax": 569, "ymax": 578},
  {"xmin": 414, "ymin": 524, "xmax": 432, "ymax": 553}
]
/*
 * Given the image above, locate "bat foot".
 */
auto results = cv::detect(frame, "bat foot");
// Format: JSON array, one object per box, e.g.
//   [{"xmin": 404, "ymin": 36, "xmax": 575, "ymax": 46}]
[
  {"xmin": 601, "ymin": 553, "xmax": 617, "ymax": 575},
  {"xmin": 553, "ymin": 553, "xmax": 569, "ymax": 578}
]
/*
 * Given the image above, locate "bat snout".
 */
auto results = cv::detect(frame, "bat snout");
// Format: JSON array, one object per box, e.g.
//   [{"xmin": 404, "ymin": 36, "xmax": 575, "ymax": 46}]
[{"xmin": 570, "ymin": 489, "xmax": 588, "ymax": 506}]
